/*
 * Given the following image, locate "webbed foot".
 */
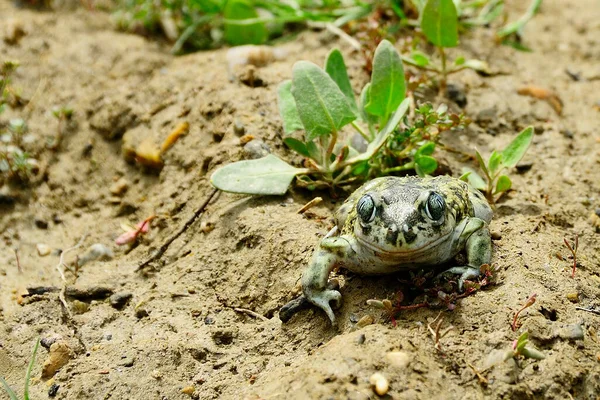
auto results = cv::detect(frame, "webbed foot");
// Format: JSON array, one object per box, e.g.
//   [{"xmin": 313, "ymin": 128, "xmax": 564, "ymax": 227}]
[
  {"xmin": 306, "ymin": 289, "xmax": 342, "ymax": 324},
  {"xmin": 439, "ymin": 266, "xmax": 480, "ymax": 291}
]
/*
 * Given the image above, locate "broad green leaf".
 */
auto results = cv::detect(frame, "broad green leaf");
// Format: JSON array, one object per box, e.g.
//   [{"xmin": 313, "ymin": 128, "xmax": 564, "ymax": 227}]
[
  {"xmin": 283, "ymin": 137, "xmax": 310, "ymax": 157},
  {"xmin": 365, "ymin": 40, "xmax": 406, "ymax": 124},
  {"xmin": 487, "ymin": 150, "xmax": 502, "ymax": 176},
  {"xmin": 415, "ymin": 155, "xmax": 438, "ymax": 175},
  {"xmin": 421, "ymin": 0, "xmax": 459, "ymax": 48},
  {"xmin": 501, "ymin": 126, "xmax": 533, "ymax": 168},
  {"xmin": 416, "ymin": 141, "xmax": 436, "ymax": 156},
  {"xmin": 277, "ymin": 80, "xmax": 303, "ymax": 134},
  {"xmin": 359, "ymin": 83, "xmax": 378, "ymax": 127},
  {"xmin": 494, "ymin": 175, "xmax": 512, "ymax": 194},
  {"xmin": 306, "ymin": 140, "xmax": 321, "ymax": 162},
  {"xmin": 210, "ymin": 154, "xmax": 308, "ymax": 195},
  {"xmin": 291, "ymin": 61, "xmax": 357, "ymax": 141},
  {"xmin": 324, "ymin": 49, "xmax": 358, "ymax": 117},
  {"xmin": 223, "ymin": 0, "xmax": 267, "ymax": 46},
  {"xmin": 346, "ymin": 98, "xmax": 410, "ymax": 164},
  {"xmin": 461, "ymin": 167, "xmax": 486, "ymax": 191}
]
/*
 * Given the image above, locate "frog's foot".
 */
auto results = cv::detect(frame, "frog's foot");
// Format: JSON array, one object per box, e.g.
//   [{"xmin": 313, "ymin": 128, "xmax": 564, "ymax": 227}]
[
  {"xmin": 439, "ymin": 266, "xmax": 480, "ymax": 291},
  {"xmin": 305, "ymin": 289, "xmax": 342, "ymax": 324}
]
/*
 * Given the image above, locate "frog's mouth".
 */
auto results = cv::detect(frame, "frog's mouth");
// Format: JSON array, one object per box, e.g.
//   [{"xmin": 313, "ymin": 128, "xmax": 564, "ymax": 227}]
[{"xmin": 356, "ymin": 230, "xmax": 452, "ymax": 260}]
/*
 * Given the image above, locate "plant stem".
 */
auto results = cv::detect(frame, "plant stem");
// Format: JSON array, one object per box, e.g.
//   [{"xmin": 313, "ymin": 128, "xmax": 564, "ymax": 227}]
[
  {"xmin": 381, "ymin": 162, "xmax": 414, "ymax": 174},
  {"xmin": 439, "ymin": 46, "xmax": 448, "ymax": 95},
  {"xmin": 325, "ymin": 129, "xmax": 338, "ymax": 169},
  {"xmin": 351, "ymin": 121, "xmax": 371, "ymax": 142}
]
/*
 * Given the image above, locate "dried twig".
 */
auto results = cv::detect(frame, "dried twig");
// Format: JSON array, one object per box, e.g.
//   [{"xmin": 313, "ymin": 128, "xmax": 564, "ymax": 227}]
[
  {"xmin": 511, "ymin": 293, "xmax": 536, "ymax": 331},
  {"xmin": 427, "ymin": 311, "xmax": 454, "ymax": 352},
  {"xmin": 297, "ymin": 197, "xmax": 323, "ymax": 214},
  {"xmin": 467, "ymin": 362, "xmax": 489, "ymax": 386},
  {"xmin": 137, "ymin": 188, "xmax": 218, "ymax": 270},
  {"xmin": 234, "ymin": 307, "xmax": 269, "ymax": 322},
  {"xmin": 575, "ymin": 307, "xmax": 600, "ymax": 316},
  {"xmin": 14, "ymin": 248, "xmax": 22, "ymax": 273},
  {"xmin": 563, "ymin": 234, "xmax": 579, "ymax": 278},
  {"xmin": 56, "ymin": 234, "xmax": 88, "ymax": 283}
]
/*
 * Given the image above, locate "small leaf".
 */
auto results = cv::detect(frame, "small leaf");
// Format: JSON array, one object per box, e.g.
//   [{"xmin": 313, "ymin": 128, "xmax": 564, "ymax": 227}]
[
  {"xmin": 324, "ymin": 49, "xmax": 359, "ymax": 117},
  {"xmin": 306, "ymin": 140, "xmax": 321, "ymax": 162},
  {"xmin": 291, "ymin": 61, "xmax": 357, "ymax": 141},
  {"xmin": 223, "ymin": 0, "xmax": 267, "ymax": 46},
  {"xmin": 421, "ymin": 0, "xmax": 459, "ymax": 48},
  {"xmin": 277, "ymin": 80, "xmax": 303, "ymax": 134},
  {"xmin": 364, "ymin": 40, "xmax": 406, "ymax": 125},
  {"xmin": 0, "ymin": 377, "xmax": 19, "ymax": 400},
  {"xmin": 409, "ymin": 51, "xmax": 430, "ymax": 67},
  {"xmin": 461, "ymin": 167, "xmax": 486, "ymax": 191},
  {"xmin": 283, "ymin": 137, "xmax": 310, "ymax": 157},
  {"xmin": 416, "ymin": 141, "xmax": 436, "ymax": 156},
  {"xmin": 501, "ymin": 126, "xmax": 533, "ymax": 168},
  {"xmin": 494, "ymin": 175, "xmax": 512, "ymax": 194},
  {"xmin": 415, "ymin": 155, "xmax": 438, "ymax": 175},
  {"xmin": 454, "ymin": 56, "xmax": 465, "ymax": 65},
  {"xmin": 475, "ymin": 149, "xmax": 490, "ymax": 179},
  {"xmin": 520, "ymin": 346, "xmax": 546, "ymax": 360},
  {"xmin": 488, "ymin": 150, "xmax": 503, "ymax": 176},
  {"xmin": 210, "ymin": 154, "xmax": 307, "ymax": 195}
]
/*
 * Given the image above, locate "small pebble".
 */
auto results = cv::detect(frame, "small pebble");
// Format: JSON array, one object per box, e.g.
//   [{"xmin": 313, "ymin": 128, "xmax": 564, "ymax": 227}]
[
  {"xmin": 446, "ymin": 83, "xmax": 467, "ymax": 108},
  {"xmin": 34, "ymin": 218, "xmax": 48, "ymax": 229},
  {"xmin": 77, "ymin": 243, "xmax": 114, "ymax": 267},
  {"xmin": 42, "ymin": 342, "xmax": 73, "ymax": 379},
  {"xmin": 369, "ymin": 373, "xmax": 389, "ymax": 396},
  {"xmin": 233, "ymin": 119, "xmax": 245, "ymax": 136},
  {"xmin": 356, "ymin": 334, "xmax": 366, "ymax": 345},
  {"xmin": 48, "ymin": 383, "xmax": 59, "ymax": 397},
  {"xmin": 566, "ymin": 293, "xmax": 580, "ymax": 303},
  {"xmin": 109, "ymin": 292, "xmax": 133, "ymax": 309},
  {"xmin": 71, "ymin": 300, "xmax": 90, "ymax": 314},
  {"xmin": 491, "ymin": 231, "xmax": 502, "ymax": 240},
  {"xmin": 110, "ymin": 178, "xmax": 129, "ymax": 196},
  {"xmin": 386, "ymin": 351, "xmax": 411, "ymax": 369},
  {"xmin": 556, "ymin": 324, "xmax": 584, "ymax": 341},
  {"xmin": 181, "ymin": 386, "xmax": 195, "ymax": 396},
  {"xmin": 356, "ymin": 315, "xmax": 374, "ymax": 328},
  {"xmin": 243, "ymin": 139, "xmax": 271, "ymax": 159},
  {"xmin": 37, "ymin": 243, "xmax": 52, "ymax": 256}
]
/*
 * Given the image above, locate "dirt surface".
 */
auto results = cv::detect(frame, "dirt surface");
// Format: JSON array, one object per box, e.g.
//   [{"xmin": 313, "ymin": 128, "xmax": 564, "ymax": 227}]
[{"xmin": 1, "ymin": 0, "xmax": 600, "ymax": 399}]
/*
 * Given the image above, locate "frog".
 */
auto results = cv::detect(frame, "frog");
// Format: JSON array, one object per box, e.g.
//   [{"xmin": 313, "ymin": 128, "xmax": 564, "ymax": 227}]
[{"xmin": 300, "ymin": 175, "xmax": 493, "ymax": 324}]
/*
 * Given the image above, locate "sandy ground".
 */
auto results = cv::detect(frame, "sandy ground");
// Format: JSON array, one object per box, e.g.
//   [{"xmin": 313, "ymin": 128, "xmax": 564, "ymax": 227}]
[{"xmin": 0, "ymin": 0, "xmax": 599, "ymax": 399}]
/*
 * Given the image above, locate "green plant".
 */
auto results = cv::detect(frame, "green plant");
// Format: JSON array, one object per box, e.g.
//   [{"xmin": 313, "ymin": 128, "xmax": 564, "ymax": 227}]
[
  {"xmin": 51, "ymin": 106, "xmax": 74, "ymax": 149},
  {"xmin": 0, "ymin": 338, "xmax": 40, "ymax": 400},
  {"xmin": 505, "ymin": 331, "xmax": 545, "ymax": 360},
  {"xmin": 460, "ymin": 126, "xmax": 533, "ymax": 204},
  {"xmin": 211, "ymin": 40, "xmax": 466, "ymax": 195},
  {"xmin": 401, "ymin": 0, "xmax": 491, "ymax": 91},
  {"xmin": 113, "ymin": 0, "xmax": 371, "ymax": 53},
  {"xmin": 0, "ymin": 61, "xmax": 19, "ymax": 115}
]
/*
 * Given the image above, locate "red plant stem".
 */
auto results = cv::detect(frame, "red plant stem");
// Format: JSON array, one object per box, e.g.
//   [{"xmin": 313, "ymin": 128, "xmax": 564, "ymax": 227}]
[
  {"xmin": 511, "ymin": 293, "xmax": 537, "ymax": 331},
  {"xmin": 564, "ymin": 234, "xmax": 578, "ymax": 278}
]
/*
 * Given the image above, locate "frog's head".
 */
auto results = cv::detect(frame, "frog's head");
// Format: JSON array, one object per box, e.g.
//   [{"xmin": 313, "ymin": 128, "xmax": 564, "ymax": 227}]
[{"xmin": 344, "ymin": 178, "xmax": 460, "ymax": 257}]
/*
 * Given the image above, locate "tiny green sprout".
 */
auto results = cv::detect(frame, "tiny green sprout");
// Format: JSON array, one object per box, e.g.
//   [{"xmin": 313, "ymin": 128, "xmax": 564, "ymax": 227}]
[
  {"xmin": 0, "ymin": 338, "xmax": 40, "ymax": 400},
  {"xmin": 505, "ymin": 331, "xmax": 545, "ymax": 361},
  {"xmin": 51, "ymin": 106, "xmax": 74, "ymax": 149},
  {"xmin": 460, "ymin": 126, "xmax": 533, "ymax": 204},
  {"xmin": 401, "ymin": 0, "xmax": 491, "ymax": 93}
]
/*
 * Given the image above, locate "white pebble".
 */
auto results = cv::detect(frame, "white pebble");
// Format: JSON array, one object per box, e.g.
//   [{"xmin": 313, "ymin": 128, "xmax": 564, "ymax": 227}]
[{"xmin": 369, "ymin": 373, "xmax": 389, "ymax": 396}]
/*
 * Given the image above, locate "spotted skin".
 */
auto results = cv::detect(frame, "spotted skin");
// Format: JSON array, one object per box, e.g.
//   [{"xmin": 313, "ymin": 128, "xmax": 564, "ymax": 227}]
[{"xmin": 301, "ymin": 176, "xmax": 493, "ymax": 324}]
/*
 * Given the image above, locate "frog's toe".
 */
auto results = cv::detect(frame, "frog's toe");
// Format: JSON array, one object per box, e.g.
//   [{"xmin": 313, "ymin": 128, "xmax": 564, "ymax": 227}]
[
  {"xmin": 439, "ymin": 266, "xmax": 480, "ymax": 292},
  {"xmin": 310, "ymin": 289, "xmax": 342, "ymax": 324}
]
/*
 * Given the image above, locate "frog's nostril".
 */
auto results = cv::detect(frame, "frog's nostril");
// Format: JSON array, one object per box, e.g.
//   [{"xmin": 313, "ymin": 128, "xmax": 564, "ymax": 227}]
[
  {"xmin": 402, "ymin": 224, "xmax": 410, "ymax": 233},
  {"xmin": 386, "ymin": 226, "xmax": 399, "ymax": 245}
]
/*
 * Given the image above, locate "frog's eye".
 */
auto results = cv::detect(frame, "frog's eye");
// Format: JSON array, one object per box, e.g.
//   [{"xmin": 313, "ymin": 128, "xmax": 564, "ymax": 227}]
[
  {"xmin": 425, "ymin": 192, "xmax": 445, "ymax": 221},
  {"xmin": 357, "ymin": 194, "xmax": 376, "ymax": 224}
]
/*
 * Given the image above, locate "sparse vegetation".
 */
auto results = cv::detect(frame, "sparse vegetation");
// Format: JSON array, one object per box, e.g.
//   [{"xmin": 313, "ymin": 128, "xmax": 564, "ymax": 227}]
[{"xmin": 0, "ymin": 338, "xmax": 40, "ymax": 400}]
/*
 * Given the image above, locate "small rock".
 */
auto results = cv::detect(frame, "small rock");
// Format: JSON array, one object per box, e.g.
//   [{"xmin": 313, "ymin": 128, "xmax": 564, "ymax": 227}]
[
  {"xmin": 243, "ymin": 139, "xmax": 271, "ymax": 159},
  {"xmin": 369, "ymin": 373, "xmax": 389, "ymax": 396},
  {"xmin": 386, "ymin": 351, "xmax": 411, "ymax": 369},
  {"xmin": 566, "ymin": 292, "xmax": 580, "ymax": 303},
  {"xmin": 491, "ymin": 231, "xmax": 502, "ymax": 240},
  {"xmin": 151, "ymin": 369, "xmax": 163, "ymax": 380},
  {"xmin": 42, "ymin": 342, "xmax": 73, "ymax": 379},
  {"xmin": 48, "ymin": 383, "xmax": 59, "ymax": 397},
  {"xmin": 40, "ymin": 335, "xmax": 61, "ymax": 350},
  {"xmin": 135, "ymin": 307, "xmax": 149, "ymax": 318},
  {"xmin": 233, "ymin": 119, "xmax": 245, "ymax": 136},
  {"xmin": 534, "ymin": 125, "xmax": 545, "ymax": 135},
  {"xmin": 356, "ymin": 334, "xmax": 366, "ymax": 345},
  {"xmin": 110, "ymin": 178, "xmax": 129, "ymax": 196},
  {"xmin": 476, "ymin": 107, "xmax": 497, "ymax": 124},
  {"xmin": 110, "ymin": 292, "xmax": 133, "ymax": 309},
  {"xmin": 446, "ymin": 83, "xmax": 467, "ymax": 108},
  {"xmin": 34, "ymin": 218, "xmax": 48, "ymax": 229},
  {"xmin": 181, "ymin": 386, "xmax": 195, "ymax": 396},
  {"xmin": 77, "ymin": 243, "xmax": 114, "ymax": 267},
  {"xmin": 516, "ymin": 161, "xmax": 533, "ymax": 173},
  {"xmin": 356, "ymin": 315, "xmax": 374, "ymax": 328},
  {"xmin": 3, "ymin": 19, "xmax": 26, "ymax": 45},
  {"xmin": 561, "ymin": 129, "xmax": 574, "ymax": 139},
  {"xmin": 36, "ymin": 243, "xmax": 52, "ymax": 256},
  {"xmin": 120, "ymin": 355, "xmax": 135, "ymax": 367},
  {"xmin": 556, "ymin": 324, "xmax": 584, "ymax": 341},
  {"xmin": 71, "ymin": 300, "xmax": 90, "ymax": 314},
  {"xmin": 65, "ymin": 285, "xmax": 114, "ymax": 300}
]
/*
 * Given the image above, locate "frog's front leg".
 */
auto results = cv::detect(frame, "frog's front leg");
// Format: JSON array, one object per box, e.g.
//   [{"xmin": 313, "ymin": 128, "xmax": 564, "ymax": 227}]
[
  {"xmin": 442, "ymin": 217, "xmax": 492, "ymax": 290},
  {"xmin": 302, "ymin": 236, "xmax": 354, "ymax": 324}
]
